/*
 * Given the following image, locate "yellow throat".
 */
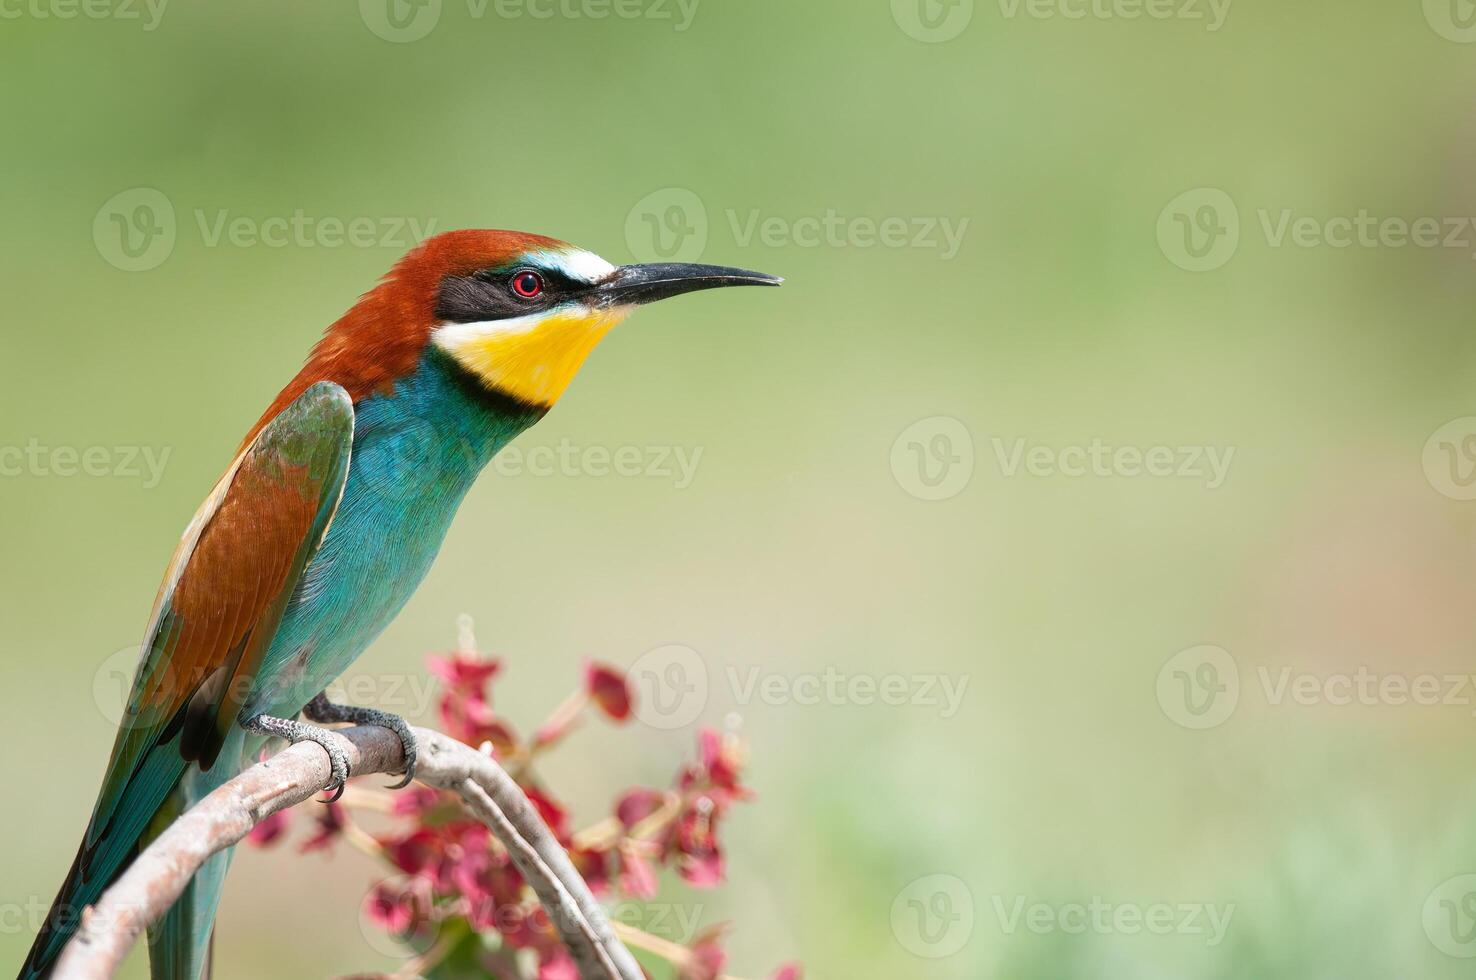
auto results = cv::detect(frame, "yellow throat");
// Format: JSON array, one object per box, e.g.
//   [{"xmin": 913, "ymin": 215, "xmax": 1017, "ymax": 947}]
[{"xmin": 433, "ymin": 306, "xmax": 630, "ymax": 408}]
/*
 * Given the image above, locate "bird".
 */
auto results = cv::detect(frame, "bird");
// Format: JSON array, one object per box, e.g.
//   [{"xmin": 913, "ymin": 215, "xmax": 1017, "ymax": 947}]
[{"xmin": 19, "ymin": 229, "xmax": 781, "ymax": 980}]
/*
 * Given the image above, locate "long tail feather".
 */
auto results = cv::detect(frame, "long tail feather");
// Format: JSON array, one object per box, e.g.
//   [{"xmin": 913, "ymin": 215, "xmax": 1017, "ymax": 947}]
[
  {"xmin": 17, "ymin": 746, "xmax": 188, "ymax": 980},
  {"xmin": 146, "ymin": 847, "xmax": 232, "ymax": 980},
  {"xmin": 20, "ymin": 726, "xmax": 247, "ymax": 980}
]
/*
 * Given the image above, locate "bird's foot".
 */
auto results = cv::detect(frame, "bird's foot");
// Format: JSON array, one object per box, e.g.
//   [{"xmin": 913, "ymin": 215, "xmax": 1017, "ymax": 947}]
[
  {"xmin": 242, "ymin": 712, "xmax": 352, "ymax": 802},
  {"xmin": 304, "ymin": 692, "xmax": 419, "ymax": 790}
]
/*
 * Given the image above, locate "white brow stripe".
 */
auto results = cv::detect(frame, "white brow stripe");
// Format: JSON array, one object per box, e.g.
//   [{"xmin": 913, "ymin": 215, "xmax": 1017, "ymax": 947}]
[{"xmin": 532, "ymin": 248, "xmax": 616, "ymax": 285}]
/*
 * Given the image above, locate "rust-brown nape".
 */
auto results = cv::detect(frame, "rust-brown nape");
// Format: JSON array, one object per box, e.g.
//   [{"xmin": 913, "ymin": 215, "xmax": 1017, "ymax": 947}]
[{"xmin": 240, "ymin": 229, "xmax": 572, "ymax": 450}]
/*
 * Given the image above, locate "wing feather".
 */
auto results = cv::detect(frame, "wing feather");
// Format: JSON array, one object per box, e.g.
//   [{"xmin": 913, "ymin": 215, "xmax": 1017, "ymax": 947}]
[
  {"xmin": 91, "ymin": 381, "xmax": 354, "ymax": 839},
  {"xmin": 25, "ymin": 382, "xmax": 356, "ymax": 980}
]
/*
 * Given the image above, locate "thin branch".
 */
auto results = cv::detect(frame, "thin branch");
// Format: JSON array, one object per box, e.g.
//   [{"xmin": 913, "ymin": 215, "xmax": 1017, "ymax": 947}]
[{"xmin": 51, "ymin": 725, "xmax": 643, "ymax": 980}]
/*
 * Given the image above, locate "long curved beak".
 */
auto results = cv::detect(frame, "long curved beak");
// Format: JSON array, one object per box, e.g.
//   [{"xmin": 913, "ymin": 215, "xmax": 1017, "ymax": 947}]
[{"xmin": 594, "ymin": 263, "xmax": 783, "ymax": 308}]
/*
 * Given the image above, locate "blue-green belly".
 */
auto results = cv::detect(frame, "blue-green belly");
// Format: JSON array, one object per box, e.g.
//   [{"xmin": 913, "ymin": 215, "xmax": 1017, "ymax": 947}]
[{"xmin": 243, "ymin": 348, "xmax": 541, "ymax": 720}]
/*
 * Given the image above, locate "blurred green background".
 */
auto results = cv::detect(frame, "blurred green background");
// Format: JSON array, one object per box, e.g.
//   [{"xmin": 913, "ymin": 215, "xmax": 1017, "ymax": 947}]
[{"xmin": 9, "ymin": 0, "xmax": 1476, "ymax": 976}]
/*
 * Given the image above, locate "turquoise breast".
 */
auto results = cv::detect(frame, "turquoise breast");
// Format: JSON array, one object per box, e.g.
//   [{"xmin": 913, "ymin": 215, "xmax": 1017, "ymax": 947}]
[{"xmin": 243, "ymin": 347, "xmax": 544, "ymax": 719}]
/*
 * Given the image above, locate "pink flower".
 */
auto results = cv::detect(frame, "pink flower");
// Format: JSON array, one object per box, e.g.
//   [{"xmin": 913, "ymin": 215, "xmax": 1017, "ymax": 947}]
[
  {"xmin": 693, "ymin": 728, "xmax": 743, "ymax": 792},
  {"xmin": 442, "ymin": 822, "xmax": 498, "ymax": 895},
  {"xmin": 439, "ymin": 691, "xmax": 520, "ymax": 753},
  {"xmin": 299, "ymin": 801, "xmax": 346, "ymax": 853},
  {"xmin": 391, "ymin": 785, "xmax": 444, "ymax": 817},
  {"xmin": 531, "ymin": 714, "xmax": 579, "ymax": 749},
  {"xmin": 427, "ymin": 651, "xmax": 503, "ymax": 696},
  {"xmin": 537, "ymin": 950, "xmax": 579, "ymax": 980},
  {"xmin": 678, "ymin": 933, "xmax": 728, "ymax": 980},
  {"xmin": 245, "ymin": 809, "xmax": 290, "ymax": 848},
  {"xmin": 462, "ymin": 863, "xmax": 526, "ymax": 931},
  {"xmin": 584, "ymin": 661, "xmax": 633, "ymax": 722},
  {"xmin": 679, "ymin": 849, "xmax": 725, "ymax": 889},
  {"xmin": 615, "ymin": 788, "xmax": 665, "ymax": 830},
  {"xmin": 363, "ymin": 878, "xmax": 430, "ymax": 936},
  {"xmin": 672, "ymin": 792, "xmax": 729, "ymax": 888},
  {"xmin": 570, "ymin": 846, "xmax": 612, "ymax": 897},
  {"xmin": 523, "ymin": 785, "xmax": 571, "ymax": 842},
  {"xmin": 383, "ymin": 828, "xmax": 439, "ymax": 879},
  {"xmin": 617, "ymin": 845, "xmax": 659, "ymax": 900},
  {"xmin": 316, "ymin": 651, "xmax": 778, "ymax": 979}
]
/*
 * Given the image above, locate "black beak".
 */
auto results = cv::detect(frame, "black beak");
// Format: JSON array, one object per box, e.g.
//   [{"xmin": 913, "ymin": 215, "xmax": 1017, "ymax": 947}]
[{"xmin": 594, "ymin": 263, "xmax": 783, "ymax": 308}]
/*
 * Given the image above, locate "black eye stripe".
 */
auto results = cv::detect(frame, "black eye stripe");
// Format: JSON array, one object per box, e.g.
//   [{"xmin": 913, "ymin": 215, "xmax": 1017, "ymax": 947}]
[
  {"xmin": 435, "ymin": 275, "xmax": 532, "ymax": 322},
  {"xmin": 435, "ymin": 267, "xmax": 586, "ymax": 323}
]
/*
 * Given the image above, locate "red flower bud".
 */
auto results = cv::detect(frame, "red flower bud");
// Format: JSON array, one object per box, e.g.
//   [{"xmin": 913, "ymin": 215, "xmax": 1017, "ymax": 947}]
[
  {"xmin": 584, "ymin": 661, "xmax": 633, "ymax": 722},
  {"xmin": 244, "ymin": 809, "xmax": 290, "ymax": 848},
  {"xmin": 427, "ymin": 651, "xmax": 503, "ymax": 698},
  {"xmin": 299, "ymin": 801, "xmax": 346, "ymax": 853}
]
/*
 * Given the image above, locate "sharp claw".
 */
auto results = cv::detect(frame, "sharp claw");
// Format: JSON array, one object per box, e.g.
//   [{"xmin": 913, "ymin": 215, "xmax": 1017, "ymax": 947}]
[
  {"xmin": 297, "ymin": 693, "xmax": 418, "ymax": 792},
  {"xmin": 324, "ymin": 749, "xmax": 350, "ymax": 801},
  {"xmin": 384, "ymin": 747, "xmax": 417, "ymax": 789},
  {"xmin": 244, "ymin": 711, "xmax": 354, "ymax": 801}
]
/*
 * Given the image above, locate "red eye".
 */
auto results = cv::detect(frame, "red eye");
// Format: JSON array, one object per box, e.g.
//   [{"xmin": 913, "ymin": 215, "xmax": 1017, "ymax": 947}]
[{"xmin": 511, "ymin": 270, "xmax": 544, "ymax": 299}]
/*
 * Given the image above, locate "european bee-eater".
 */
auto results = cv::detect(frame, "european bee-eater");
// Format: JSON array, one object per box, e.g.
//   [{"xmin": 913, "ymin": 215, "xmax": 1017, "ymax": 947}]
[{"xmin": 20, "ymin": 229, "xmax": 781, "ymax": 980}]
